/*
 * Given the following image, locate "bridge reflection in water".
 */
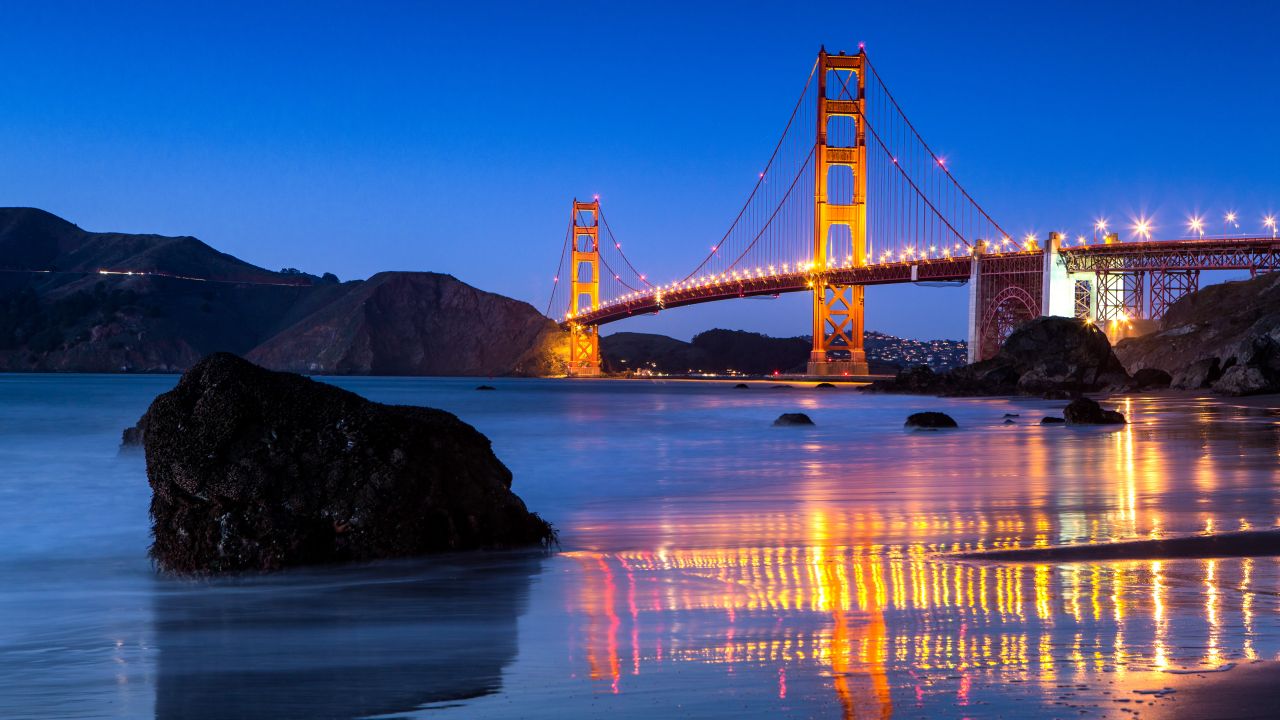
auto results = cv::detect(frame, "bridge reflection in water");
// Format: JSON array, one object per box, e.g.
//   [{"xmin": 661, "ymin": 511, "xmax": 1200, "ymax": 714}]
[
  {"xmin": 555, "ymin": 399, "xmax": 1279, "ymax": 716},
  {"xmin": 566, "ymin": 546, "xmax": 1270, "ymax": 716}
]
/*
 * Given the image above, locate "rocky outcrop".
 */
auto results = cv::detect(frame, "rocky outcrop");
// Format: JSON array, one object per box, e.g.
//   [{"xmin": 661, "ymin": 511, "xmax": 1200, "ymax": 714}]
[
  {"xmin": 772, "ymin": 413, "xmax": 815, "ymax": 426},
  {"xmin": 120, "ymin": 416, "xmax": 147, "ymax": 449},
  {"xmin": 1115, "ymin": 272, "xmax": 1280, "ymax": 395},
  {"xmin": 867, "ymin": 317, "xmax": 1130, "ymax": 397},
  {"xmin": 1063, "ymin": 397, "xmax": 1126, "ymax": 425},
  {"xmin": 904, "ymin": 412, "xmax": 958, "ymax": 429},
  {"xmin": 1131, "ymin": 367, "xmax": 1172, "ymax": 390},
  {"xmin": 143, "ymin": 353, "xmax": 553, "ymax": 574}
]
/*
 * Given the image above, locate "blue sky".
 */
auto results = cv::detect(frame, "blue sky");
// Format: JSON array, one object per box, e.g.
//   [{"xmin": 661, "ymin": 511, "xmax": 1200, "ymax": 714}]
[{"xmin": 2, "ymin": 1, "xmax": 1278, "ymax": 340}]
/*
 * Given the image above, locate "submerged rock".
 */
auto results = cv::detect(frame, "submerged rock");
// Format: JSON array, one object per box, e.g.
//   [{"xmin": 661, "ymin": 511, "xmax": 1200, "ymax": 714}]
[
  {"xmin": 475, "ymin": 385, "xmax": 496, "ymax": 391},
  {"xmin": 904, "ymin": 412, "xmax": 958, "ymax": 429},
  {"xmin": 1040, "ymin": 416, "xmax": 1065, "ymax": 425},
  {"xmin": 814, "ymin": 382, "xmax": 837, "ymax": 389},
  {"xmin": 143, "ymin": 353, "xmax": 553, "ymax": 574},
  {"xmin": 1062, "ymin": 397, "xmax": 1126, "ymax": 425},
  {"xmin": 773, "ymin": 413, "xmax": 815, "ymax": 427},
  {"xmin": 733, "ymin": 383, "xmax": 750, "ymax": 389}
]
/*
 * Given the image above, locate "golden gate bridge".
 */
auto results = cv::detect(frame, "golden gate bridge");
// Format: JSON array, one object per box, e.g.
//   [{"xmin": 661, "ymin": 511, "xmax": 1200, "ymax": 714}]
[{"xmin": 546, "ymin": 47, "xmax": 1280, "ymax": 377}]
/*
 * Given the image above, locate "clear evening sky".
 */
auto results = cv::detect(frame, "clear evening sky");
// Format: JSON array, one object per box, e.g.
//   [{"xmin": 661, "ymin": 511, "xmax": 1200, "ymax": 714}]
[{"xmin": 2, "ymin": 1, "xmax": 1277, "ymax": 340}]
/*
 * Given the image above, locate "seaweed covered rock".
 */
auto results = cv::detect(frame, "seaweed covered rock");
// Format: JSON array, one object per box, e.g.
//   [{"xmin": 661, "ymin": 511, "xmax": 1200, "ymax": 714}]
[{"xmin": 143, "ymin": 353, "xmax": 553, "ymax": 574}]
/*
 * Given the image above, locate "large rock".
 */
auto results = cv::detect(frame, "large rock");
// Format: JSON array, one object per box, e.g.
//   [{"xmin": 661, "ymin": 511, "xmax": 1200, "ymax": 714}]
[
  {"xmin": 867, "ymin": 317, "xmax": 1129, "ymax": 397},
  {"xmin": 143, "ymin": 353, "xmax": 553, "ymax": 574},
  {"xmin": 1062, "ymin": 397, "xmax": 1126, "ymax": 425},
  {"xmin": 1115, "ymin": 272, "xmax": 1280, "ymax": 395},
  {"xmin": 904, "ymin": 412, "xmax": 958, "ymax": 429}
]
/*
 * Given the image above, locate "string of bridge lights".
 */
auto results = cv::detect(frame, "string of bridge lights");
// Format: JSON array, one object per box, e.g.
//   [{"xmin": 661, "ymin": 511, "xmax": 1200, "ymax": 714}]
[{"xmin": 561, "ymin": 209, "xmax": 1280, "ymax": 322}]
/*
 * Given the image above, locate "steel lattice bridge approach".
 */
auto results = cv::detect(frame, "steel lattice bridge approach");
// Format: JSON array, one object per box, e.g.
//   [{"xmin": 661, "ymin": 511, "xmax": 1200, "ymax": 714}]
[{"xmin": 546, "ymin": 48, "xmax": 1280, "ymax": 377}]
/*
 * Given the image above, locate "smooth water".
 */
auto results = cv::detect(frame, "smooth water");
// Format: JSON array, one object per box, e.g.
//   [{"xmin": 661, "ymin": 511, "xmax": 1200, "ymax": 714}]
[{"xmin": 2, "ymin": 375, "xmax": 1279, "ymax": 718}]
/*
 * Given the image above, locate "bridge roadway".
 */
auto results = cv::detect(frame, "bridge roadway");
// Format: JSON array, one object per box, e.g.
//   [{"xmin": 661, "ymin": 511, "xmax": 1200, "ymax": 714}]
[{"xmin": 565, "ymin": 236, "xmax": 1280, "ymax": 329}]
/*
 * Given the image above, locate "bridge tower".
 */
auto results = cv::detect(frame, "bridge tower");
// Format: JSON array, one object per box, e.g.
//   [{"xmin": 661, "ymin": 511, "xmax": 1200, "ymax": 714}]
[
  {"xmin": 808, "ymin": 48, "xmax": 870, "ymax": 377},
  {"xmin": 567, "ymin": 198, "xmax": 602, "ymax": 376}
]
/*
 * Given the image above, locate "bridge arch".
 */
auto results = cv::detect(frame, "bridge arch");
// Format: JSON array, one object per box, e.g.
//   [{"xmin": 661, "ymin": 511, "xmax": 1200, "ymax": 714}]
[{"xmin": 979, "ymin": 285, "xmax": 1038, "ymax": 360}]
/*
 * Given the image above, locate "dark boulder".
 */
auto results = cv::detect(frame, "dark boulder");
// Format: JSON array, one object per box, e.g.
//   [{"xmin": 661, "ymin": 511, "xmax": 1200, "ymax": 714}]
[
  {"xmin": 814, "ymin": 382, "xmax": 837, "ymax": 389},
  {"xmin": 143, "ymin": 353, "xmax": 553, "ymax": 574},
  {"xmin": 1062, "ymin": 397, "xmax": 1126, "ymax": 425},
  {"xmin": 733, "ymin": 383, "xmax": 750, "ymax": 389},
  {"xmin": 1131, "ymin": 367, "xmax": 1172, "ymax": 391},
  {"xmin": 121, "ymin": 416, "xmax": 147, "ymax": 449},
  {"xmin": 1040, "ymin": 416, "xmax": 1065, "ymax": 424},
  {"xmin": 865, "ymin": 317, "xmax": 1129, "ymax": 397},
  {"xmin": 1002, "ymin": 418, "xmax": 1016, "ymax": 425},
  {"xmin": 863, "ymin": 365, "xmax": 941, "ymax": 394},
  {"xmin": 904, "ymin": 412, "xmax": 958, "ymax": 429},
  {"xmin": 475, "ymin": 385, "xmax": 496, "ymax": 391},
  {"xmin": 773, "ymin": 413, "xmax": 815, "ymax": 426},
  {"xmin": 1002, "ymin": 317, "xmax": 1131, "ymax": 395},
  {"xmin": 1212, "ymin": 365, "xmax": 1271, "ymax": 396}
]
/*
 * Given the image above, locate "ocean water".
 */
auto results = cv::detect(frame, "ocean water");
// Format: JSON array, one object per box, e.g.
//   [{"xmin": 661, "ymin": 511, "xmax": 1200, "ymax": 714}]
[{"xmin": 1, "ymin": 374, "xmax": 1279, "ymax": 718}]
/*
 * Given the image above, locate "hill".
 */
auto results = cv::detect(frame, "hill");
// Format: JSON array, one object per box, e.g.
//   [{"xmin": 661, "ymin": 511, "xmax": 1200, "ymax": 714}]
[
  {"xmin": 600, "ymin": 329, "xmax": 924, "ymax": 376},
  {"xmin": 0, "ymin": 208, "xmax": 565, "ymax": 375}
]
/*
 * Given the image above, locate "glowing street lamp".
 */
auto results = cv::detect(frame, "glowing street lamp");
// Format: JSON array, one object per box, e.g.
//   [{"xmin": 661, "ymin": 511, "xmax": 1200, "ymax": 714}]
[
  {"xmin": 1225, "ymin": 211, "xmax": 1239, "ymax": 231},
  {"xmin": 1131, "ymin": 216, "xmax": 1153, "ymax": 240},
  {"xmin": 1094, "ymin": 218, "xmax": 1108, "ymax": 242},
  {"xmin": 1266, "ymin": 215, "xmax": 1278, "ymax": 238},
  {"xmin": 1188, "ymin": 215, "xmax": 1204, "ymax": 239}
]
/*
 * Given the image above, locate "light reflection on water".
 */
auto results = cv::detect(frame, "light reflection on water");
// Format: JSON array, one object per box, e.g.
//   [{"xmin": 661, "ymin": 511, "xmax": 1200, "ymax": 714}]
[{"xmin": 1, "ymin": 375, "xmax": 1279, "ymax": 718}]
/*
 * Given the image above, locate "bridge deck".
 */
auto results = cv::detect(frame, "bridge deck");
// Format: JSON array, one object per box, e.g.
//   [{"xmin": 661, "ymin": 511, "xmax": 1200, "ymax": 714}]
[{"xmin": 565, "ymin": 236, "xmax": 1280, "ymax": 329}]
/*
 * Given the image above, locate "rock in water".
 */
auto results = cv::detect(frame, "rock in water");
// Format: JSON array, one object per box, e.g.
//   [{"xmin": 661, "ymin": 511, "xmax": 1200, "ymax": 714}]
[
  {"xmin": 1040, "ymin": 416, "xmax": 1066, "ymax": 425},
  {"xmin": 1062, "ymin": 397, "xmax": 1126, "ymax": 425},
  {"xmin": 120, "ymin": 416, "xmax": 147, "ymax": 449},
  {"xmin": 143, "ymin": 353, "xmax": 553, "ymax": 574},
  {"xmin": 904, "ymin": 412, "xmax": 958, "ymax": 429},
  {"xmin": 773, "ymin": 413, "xmax": 815, "ymax": 426}
]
